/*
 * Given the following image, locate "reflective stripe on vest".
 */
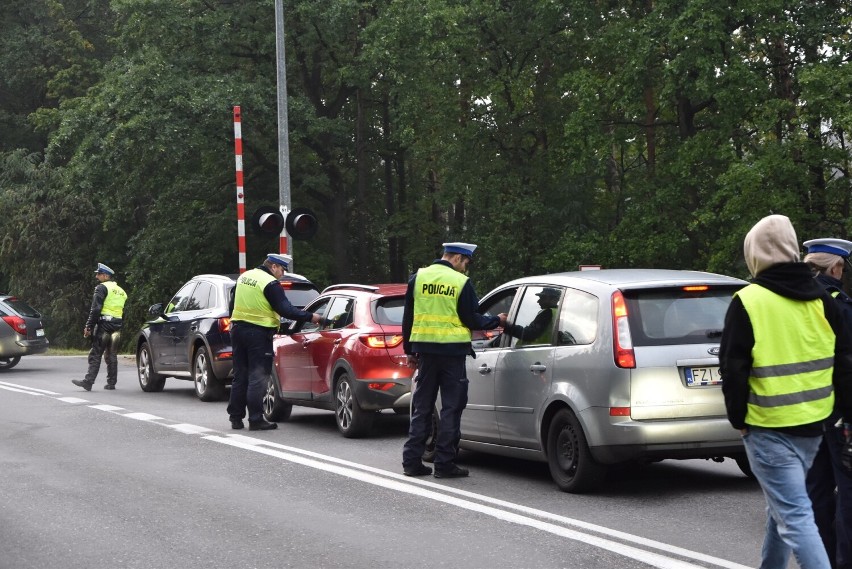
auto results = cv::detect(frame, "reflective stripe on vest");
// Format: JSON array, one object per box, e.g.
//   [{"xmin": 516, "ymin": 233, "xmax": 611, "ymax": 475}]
[
  {"xmin": 517, "ymin": 308, "xmax": 556, "ymax": 346},
  {"xmin": 101, "ymin": 281, "xmax": 127, "ymax": 318},
  {"xmin": 231, "ymin": 268, "xmax": 279, "ymax": 328},
  {"xmin": 409, "ymin": 264, "xmax": 471, "ymax": 344},
  {"xmin": 735, "ymin": 284, "xmax": 835, "ymax": 428}
]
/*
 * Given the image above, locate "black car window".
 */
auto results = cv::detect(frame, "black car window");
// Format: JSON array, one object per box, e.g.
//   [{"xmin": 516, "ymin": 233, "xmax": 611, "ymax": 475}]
[
  {"xmin": 166, "ymin": 282, "xmax": 197, "ymax": 314},
  {"xmin": 3, "ymin": 298, "xmax": 41, "ymax": 318},
  {"xmin": 282, "ymin": 284, "xmax": 320, "ymax": 308},
  {"xmin": 508, "ymin": 286, "xmax": 562, "ymax": 348},
  {"xmin": 474, "ymin": 287, "xmax": 518, "ymax": 348},
  {"xmin": 300, "ymin": 298, "xmax": 331, "ymax": 333},
  {"xmin": 375, "ymin": 297, "xmax": 404, "ymax": 325},
  {"xmin": 557, "ymin": 288, "xmax": 598, "ymax": 345},
  {"xmin": 189, "ymin": 281, "xmax": 214, "ymax": 311},
  {"xmin": 324, "ymin": 297, "xmax": 354, "ymax": 330}
]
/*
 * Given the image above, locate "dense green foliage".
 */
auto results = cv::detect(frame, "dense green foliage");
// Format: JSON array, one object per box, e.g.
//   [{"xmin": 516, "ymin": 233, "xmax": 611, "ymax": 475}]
[{"xmin": 0, "ymin": 0, "xmax": 850, "ymax": 349}]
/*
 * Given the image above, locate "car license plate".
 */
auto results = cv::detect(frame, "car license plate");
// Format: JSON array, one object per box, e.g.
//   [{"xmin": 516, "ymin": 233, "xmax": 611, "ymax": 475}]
[
  {"xmin": 684, "ymin": 366, "xmax": 721, "ymax": 386},
  {"xmin": 36, "ymin": 328, "xmax": 44, "ymax": 337}
]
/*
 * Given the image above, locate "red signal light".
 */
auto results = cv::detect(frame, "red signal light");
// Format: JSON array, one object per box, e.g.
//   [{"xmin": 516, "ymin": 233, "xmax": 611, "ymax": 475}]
[
  {"xmin": 609, "ymin": 407, "xmax": 631, "ymax": 416},
  {"xmin": 1, "ymin": 315, "xmax": 26, "ymax": 335},
  {"xmin": 682, "ymin": 285, "xmax": 709, "ymax": 292},
  {"xmin": 611, "ymin": 291, "xmax": 635, "ymax": 368},
  {"xmin": 360, "ymin": 334, "xmax": 403, "ymax": 349},
  {"xmin": 218, "ymin": 317, "xmax": 231, "ymax": 333},
  {"xmin": 368, "ymin": 382, "xmax": 395, "ymax": 391}
]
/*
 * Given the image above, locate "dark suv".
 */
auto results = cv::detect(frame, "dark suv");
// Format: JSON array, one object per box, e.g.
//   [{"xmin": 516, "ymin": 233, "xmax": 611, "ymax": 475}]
[
  {"xmin": 136, "ymin": 272, "xmax": 319, "ymax": 401},
  {"xmin": 0, "ymin": 295, "xmax": 49, "ymax": 369}
]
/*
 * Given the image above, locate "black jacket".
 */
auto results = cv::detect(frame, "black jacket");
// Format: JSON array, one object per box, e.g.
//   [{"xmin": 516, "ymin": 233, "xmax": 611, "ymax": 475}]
[{"xmin": 720, "ymin": 262, "xmax": 852, "ymax": 435}]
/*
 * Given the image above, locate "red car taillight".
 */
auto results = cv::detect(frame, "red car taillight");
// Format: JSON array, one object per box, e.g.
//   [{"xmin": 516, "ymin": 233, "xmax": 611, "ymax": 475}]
[
  {"xmin": 218, "ymin": 317, "xmax": 231, "ymax": 333},
  {"xmin": 611, "ymin": 291, "xmax": 635, "ymax": 368},
  {"xmin": 359, "ymin": 334, "xmax": 403, "ymax": 349},
  {"xmin": 2, "ymin": 315, "xmax": 26, "ymax": 335}
]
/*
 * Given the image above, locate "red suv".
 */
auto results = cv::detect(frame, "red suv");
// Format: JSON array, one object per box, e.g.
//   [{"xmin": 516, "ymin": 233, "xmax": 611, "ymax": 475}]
[{"xmin": 263, "ymin": 283, "xmax": 413, "ymax": 437}]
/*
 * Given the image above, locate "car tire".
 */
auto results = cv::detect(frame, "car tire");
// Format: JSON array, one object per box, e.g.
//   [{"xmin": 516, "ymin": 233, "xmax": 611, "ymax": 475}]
[
  {"xmin": 137, "ymin": 342, "xmax": 166, "ymax": 392},
  {"xmin": 334, "ymin": 373, "xmax": 373, "ymax": 438},
  {"xmin": 263, "ymin": 367, "xmax": 292, "ymax": 422},
  {"xmin": 193, "ymin": 346, "xmax": 225, "ymax": 402},
  {"xmin": 734, "ymin": 453, "xmax": 756, "ymax": 479},
  {"xmin": 546, "ymin": 408, "xmax": 605, "ymax": 493},
  {"xmin": 0, "ymin": 356, "xmax": 21, "ymax": 370}
]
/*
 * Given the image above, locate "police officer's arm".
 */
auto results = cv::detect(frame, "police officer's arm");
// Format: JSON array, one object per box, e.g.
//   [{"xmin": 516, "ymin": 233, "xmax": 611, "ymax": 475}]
[
  {"xmin": 457, "ymin": 281, "xmax": 505, "ymax": 331},
  {"xmin": 719, "ymin": 296, "xmax": 753, "ymax": 431},
  {"xmin": 84, "ymin": 284, "xmax": 108, "ymax": 335},
  {"xmin": 262, "ymin": 281, "xmax": 321, "ymax": 323},
  {"xmin": 401, "ymin": 273, "xmax": 417, "ymax": 355},
  {"xmin": 504, "ymin": 309, "xmax": 553, "ymax": 341}
]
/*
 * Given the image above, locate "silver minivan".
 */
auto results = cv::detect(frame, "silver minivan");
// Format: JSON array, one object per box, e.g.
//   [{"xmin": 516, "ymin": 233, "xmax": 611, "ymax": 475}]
[{"xmin": 428, "ymin": 269, "xmax": 750, "ymax": 493}]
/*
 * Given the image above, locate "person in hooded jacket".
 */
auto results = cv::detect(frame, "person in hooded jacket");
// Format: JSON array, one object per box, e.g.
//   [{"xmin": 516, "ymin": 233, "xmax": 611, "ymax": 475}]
[
  {"xmin": 802, "ymin": 237, "xmax": 852, "ymax": 569},
  {"xmin": 720, "ymin": 215, "xmax": 852, "ymax": 569}
]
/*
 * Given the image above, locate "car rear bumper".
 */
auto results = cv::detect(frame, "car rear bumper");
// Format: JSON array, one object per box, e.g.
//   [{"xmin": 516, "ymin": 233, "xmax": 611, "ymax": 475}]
[
  {"xmin": 352, "ymin": 376, "xmax": 412, "ymax": 410},
  {"xmin": 0, "ymin": 338, "xmax": 49, "ymax": 357},
  {"xmin": 580, "ymin": 406, "xmax": 744, "ymax": 464}
]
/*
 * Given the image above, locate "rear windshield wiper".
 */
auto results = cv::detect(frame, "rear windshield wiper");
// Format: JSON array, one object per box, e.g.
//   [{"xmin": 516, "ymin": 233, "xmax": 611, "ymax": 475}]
[{"xmin": 706, "ymin": 329, "xmax": 723, "ymax": 338}]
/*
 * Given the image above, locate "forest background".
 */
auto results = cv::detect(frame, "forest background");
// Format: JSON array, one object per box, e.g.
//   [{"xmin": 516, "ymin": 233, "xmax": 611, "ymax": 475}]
[{"xmin": 1, "ymin": 0, "xmax": 850, "ymax": 350}]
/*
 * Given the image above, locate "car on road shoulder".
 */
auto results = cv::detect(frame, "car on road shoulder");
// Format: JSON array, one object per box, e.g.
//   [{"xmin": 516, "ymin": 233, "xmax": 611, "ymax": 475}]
[
  {"xmin": 136, "ymin": 272, "xmax": 320, "ymax": 401},
  {"xmin": 264, "ymin": 283, "xmax": 413, "ymax": 437},
  {"xmin": 0, "ymin": 295, "xmax": 49, "ymax": 370},
  {"xmin": 426, "ymin": 269, "xmax": 750, "ymax": 493}
]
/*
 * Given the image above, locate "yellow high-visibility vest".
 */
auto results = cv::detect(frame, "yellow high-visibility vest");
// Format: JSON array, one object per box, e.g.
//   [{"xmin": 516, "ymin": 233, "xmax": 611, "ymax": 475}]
[
  {"xmin": 231, "ymin": 268, "xmax": 279, "ymax": 328},
  {"xmin": 101, "ymin": 281, "xmax": 127, "ymax": 318},
  {"xmin": 409, "ymin": 264, "xmax": 471, "ymax": 344}
]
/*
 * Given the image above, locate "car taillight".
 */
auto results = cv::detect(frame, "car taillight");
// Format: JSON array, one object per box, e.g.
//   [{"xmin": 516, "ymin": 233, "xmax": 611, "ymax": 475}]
[
  {"xmin": 368, "ymin": 382, "xmax": 395, "ymax": 391},
  {"xmin": 218, "ymin": 317, "xmax": 231, "ymax": 333},
  {"xmin": 611, "ymin": 291, "xmax": 635, "ymax": 368},
  {"xmin": 1, "ymin": 315, "xmax": 26, "ymax": 335},
  {"xmin": 360, "ymin": 334, "xmax": 403, "ymax": 349}
]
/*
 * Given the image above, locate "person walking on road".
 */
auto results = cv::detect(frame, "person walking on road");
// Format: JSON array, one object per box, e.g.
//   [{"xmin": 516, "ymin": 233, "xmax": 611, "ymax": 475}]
[
  {"xmin": 72, "ymin": 263, "xmax": 128, "ymax": 391},
  {"xmin": 227, "ymin": 253, "xmax": 321, "ymax": 431},
  {"xmin": 803, "ymin": 237, "xmax": 852, "ymax": 569},
  {"xmin": 401, "ymin": 242, "xmax": 507, "ymax": 479},
  {"xmin": 720, "ymin": 215, "xmax": 852, "ymax": 569}
]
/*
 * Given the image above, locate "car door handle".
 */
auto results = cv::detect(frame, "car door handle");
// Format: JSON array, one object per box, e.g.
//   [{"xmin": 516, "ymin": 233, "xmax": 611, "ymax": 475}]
[
  {"xmin": 478, "ymin": 363, "xmax": 492, "ymax": 374},
  {"xmin": 529, "ymin": 363, "xmax": 547, "ymax": 373},
  {"xmin": 190, "ymin": 325, "xmax": 198, "ymax": 332},
  {"xmin": 334, "ymin": 339, "xmax": 341, "ymax": 345},
  {"xmin": 302, "ymin": 340, "xmax": 313, "ymax": 348},
  {"xmin": 169, "ymin": 327, "xmax": 177, "ymax": 333}
]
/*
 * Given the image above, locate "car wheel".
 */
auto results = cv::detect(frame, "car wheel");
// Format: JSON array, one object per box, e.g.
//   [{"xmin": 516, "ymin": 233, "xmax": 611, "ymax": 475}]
[
  {"xmin": 137, "ymin": 342, "xmax": 166, "ymax": 392},
  {"xmin": 734, "ymin": 453, "xmax": 755, "ymax": 479},
  {"xmin": 263, "ymin": 367, "xmax": 292, "ymax": 422},
  {"xmin": 334, "ymin": 373, "xmax": 373, "ymax": 438},
  {"xmin": 193, "ymin": 346, "xmax": 225, "ymax": 402},
  {"xmin": 0, "ymin": 356, "xmax": 21, "ymax": 370},
  {"xmin": 546, "ymin": 408, "xmax": 605, "ymax": 493}
]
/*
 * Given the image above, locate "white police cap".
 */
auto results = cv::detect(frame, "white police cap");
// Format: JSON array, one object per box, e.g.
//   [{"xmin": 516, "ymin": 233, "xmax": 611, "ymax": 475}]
[
  {"xmin": 803, "ymin": 238, "xmax": 852, "ymax": 259},
  {"xmin": 266, "ymin": 253, "xmax": 293, "ymax": 268},
  {"xmin": 442, "ymin": 242, "xmax": 477, "ymax": 257},
  {"xmin": 94, "ymin": 263, "xmax": 114, "ymax": 275}
]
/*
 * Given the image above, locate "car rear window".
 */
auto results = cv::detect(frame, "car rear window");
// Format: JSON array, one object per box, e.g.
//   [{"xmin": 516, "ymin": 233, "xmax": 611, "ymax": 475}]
[
  {"xmin": 375, "ymin": 297, "xmax": 404, "ymax": 325},
  {"xmin": 623, "ymin": 285, "xmax": 742, "ymax": 346},
  {"xmin": 3, "ymin": 298, "xmax": 41, "ymax": 318}
]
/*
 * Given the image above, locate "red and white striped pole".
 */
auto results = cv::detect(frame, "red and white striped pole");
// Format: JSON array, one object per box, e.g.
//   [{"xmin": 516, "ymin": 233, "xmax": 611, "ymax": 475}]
[{"xmin": 233, "ymin": 106, "xmax": 247, "ymax": 273}]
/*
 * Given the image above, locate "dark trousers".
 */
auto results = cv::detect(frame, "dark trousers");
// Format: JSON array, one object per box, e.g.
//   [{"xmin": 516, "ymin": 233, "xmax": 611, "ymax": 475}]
[
  {"xmin": 402, "ymin": 353, "xmax": 468, "ymax": 471},
  {"xmin": 85, "ymin": 327, "xmax": 120, "ymax": 385},
  {"xmin": 807, "ymin": 424, "xmax": 852, "ymax": 569},
  {"xmin": 227, "ymin": 322, "xmax": 274, "ymax": 424}
]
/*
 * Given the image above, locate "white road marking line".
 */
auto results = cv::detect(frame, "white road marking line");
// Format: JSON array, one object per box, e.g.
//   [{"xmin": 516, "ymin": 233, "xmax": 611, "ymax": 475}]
[
  {"xmin": 168, "ymin": 423, "xmax": 215, "ymax": 434},
  {"xmin": 89, "ymin": 404, "xmax": 126, "ymax": 412},
  {"xmin": 0, "ymin": 385, "xmax": 46, "ymax": 395},
  {"xmin": 122, "ymin": 412, "xmax": 163, "ymax": 421},
  {"xmin": 0, "ymin": 381, "xmax": 59, "ymax": 395},
  {"xmin": 57, "ymin": 397, "xmax": 91, "ymax": 403},
  {"xmin": 237, "ymin": 436, "xmax": 749, "ymax": 569},
  {"xmin": 209, "ymin": 434, "xmax": 748, "ymax": 569}
]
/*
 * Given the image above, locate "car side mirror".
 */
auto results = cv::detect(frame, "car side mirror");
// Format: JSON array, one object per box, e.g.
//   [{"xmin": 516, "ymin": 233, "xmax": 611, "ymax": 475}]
[{"xmin": 148, "ymin": 303, "xmax": 164, "ymax": 318}]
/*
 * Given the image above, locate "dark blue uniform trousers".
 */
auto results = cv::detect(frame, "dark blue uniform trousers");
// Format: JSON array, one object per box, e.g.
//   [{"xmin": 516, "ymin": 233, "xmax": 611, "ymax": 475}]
[
  {"xmin": 227, "ymin": 322, "xmax": 275, "ymax": 424},
  {"xmin": 807, "ymin": 424, "xmax": 852, "ymax": 569},
  {"xmin": 402, "ymin": 353, "xmax": 468, "ymax": 471}
]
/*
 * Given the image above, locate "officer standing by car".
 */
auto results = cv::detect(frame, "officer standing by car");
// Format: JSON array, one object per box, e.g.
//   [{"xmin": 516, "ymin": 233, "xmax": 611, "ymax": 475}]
[
  {"xmin": 72, "ymin": 263, "xmax": 128, "ymax": 391},
  {"xmin": 401, "ymin": 242, "xmax": 507, "ymax": 478},
  {"xmin": 803, "ymin": 237, "xmax": 852, "ymax": 569},
  {"xmin": 227, "ymin": 253, "xmax": 322, "ymax": 431}
]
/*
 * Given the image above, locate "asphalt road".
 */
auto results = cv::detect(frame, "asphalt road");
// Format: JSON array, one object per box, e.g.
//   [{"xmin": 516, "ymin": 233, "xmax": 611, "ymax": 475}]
[{"xmin": 0, "ymin": 355, "xmax": 770, "ymax": 569}]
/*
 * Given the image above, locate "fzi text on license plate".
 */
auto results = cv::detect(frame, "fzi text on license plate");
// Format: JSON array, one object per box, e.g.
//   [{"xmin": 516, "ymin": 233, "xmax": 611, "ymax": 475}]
[{"xmin": 685, "ymin": 366, "xmax": 722, "ymax": 386}]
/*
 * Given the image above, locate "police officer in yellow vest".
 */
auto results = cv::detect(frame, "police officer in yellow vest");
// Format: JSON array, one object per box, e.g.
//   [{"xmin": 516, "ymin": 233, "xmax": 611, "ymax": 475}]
[
  {"xmin": 72, "ymin": 263, "xmax": 128, "ymax": 391},
  {"xmin": 720, "ymin": 216, "xmax": 852, "ymax": 569},
  {"xmin": 803, "ymin": 237, "xmax": 852, "ymax": 569},
  {"xmin": 227, "ymin": 253, "xmax": 321, "ymax": 431},
  {"xmin": 401, "ymin": 242, "xmax": 507, "ymax": 478},
  {"xmin": 504, "ymin": 287, "xmax": 560, "ymax": 346}
]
